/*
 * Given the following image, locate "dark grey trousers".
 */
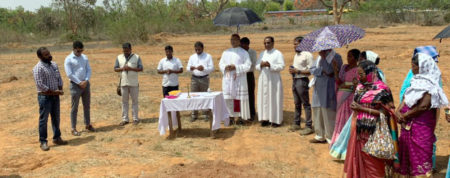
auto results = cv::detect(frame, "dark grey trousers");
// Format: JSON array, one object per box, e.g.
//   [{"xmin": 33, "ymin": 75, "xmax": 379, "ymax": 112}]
[
  {"xmin": 292, "ymin": 78, "xmax": 312, "ymax": 128},
  {"xmin": 70, "ymin": 81, "xmax": 91, "ymax": 129}
]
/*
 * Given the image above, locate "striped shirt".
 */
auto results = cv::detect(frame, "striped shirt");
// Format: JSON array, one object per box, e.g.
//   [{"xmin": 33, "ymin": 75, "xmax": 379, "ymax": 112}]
[{"xmin": 32, "ymin": 61, "xmax": 63, "ymax": 93}]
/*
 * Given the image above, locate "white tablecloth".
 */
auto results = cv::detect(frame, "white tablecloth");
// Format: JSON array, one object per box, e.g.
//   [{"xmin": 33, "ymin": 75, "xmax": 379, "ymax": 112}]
[{"xmin": 158, "ymin": 92, "xmax": 230, "ymax": 135}]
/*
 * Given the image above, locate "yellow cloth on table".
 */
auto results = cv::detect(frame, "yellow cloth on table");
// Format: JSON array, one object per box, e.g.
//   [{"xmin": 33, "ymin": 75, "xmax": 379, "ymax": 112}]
[{"xmin": 168, "ymin": 90, "xmax": 181, "ymax": 96}]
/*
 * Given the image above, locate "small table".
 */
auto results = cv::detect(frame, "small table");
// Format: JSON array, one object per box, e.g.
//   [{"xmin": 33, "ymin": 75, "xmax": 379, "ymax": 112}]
[{"xmin": 158, "ymin": 92, "xmax": 230, "ymax": 138}]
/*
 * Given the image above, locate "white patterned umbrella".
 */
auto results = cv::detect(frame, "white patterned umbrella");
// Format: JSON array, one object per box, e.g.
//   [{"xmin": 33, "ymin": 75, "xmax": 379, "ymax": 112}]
[{"xmin": 296, "ymin": 24, "xmax": 365, "ymax": 52}]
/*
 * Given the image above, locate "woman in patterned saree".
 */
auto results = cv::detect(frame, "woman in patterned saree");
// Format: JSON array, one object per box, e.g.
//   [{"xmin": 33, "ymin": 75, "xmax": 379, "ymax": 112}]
[
  {"xmin": 395, "ymin": 53, "xmax": 449, "ymax": 177},
  {"xmin": 343, "ymin": 60, "xmax": 396, "ymax": 178}
]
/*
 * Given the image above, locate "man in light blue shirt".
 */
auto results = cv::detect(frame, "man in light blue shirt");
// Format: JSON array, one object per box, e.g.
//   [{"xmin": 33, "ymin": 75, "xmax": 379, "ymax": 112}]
[
  {"xmin": 64, "ymin": 41, "xmax": 94, "ymax": 136},
  {"xmin": 309, "ymin": 49, "xmax": 342, "ymax": 144}
]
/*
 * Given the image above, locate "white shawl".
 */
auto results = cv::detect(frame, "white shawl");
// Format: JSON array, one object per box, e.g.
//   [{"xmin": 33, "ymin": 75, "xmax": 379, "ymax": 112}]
[
  {"xmin": 404, "ymin": 53, "xmax": 448, "ymax": 108},
  {"xmin": 366, "ymin": 51, "xmax": 378, "ymax": 63}
]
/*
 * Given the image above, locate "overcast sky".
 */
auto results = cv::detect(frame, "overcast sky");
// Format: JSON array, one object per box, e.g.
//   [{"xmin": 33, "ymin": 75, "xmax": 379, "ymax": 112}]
[{"xmin": 0, "ymin": 0, "xmax": 103, "ymax": 11}]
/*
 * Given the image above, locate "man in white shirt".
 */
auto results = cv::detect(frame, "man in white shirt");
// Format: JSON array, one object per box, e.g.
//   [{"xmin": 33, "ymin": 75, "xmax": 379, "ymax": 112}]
[
  {"xmin": 240, "ymin": 37, "xmax": 258, "ymax": 121},
  {"xmin": 288, "ymin": 36, "xmax": 314, "ymax": 135},
  {"xmin": 187, "ymin": 41, "xmax": 214, "ymax": 122},
  {"xmin": 157, "ymin": 45, "xmax": 183, "ymax": 97},
  {"xmin": 219, "ymin": 34, "xmax": 252, "ymax": 124},
  {"xmin": 64, "ymin": 41, "xmax": 95, "ymax": 136},
  {"xmin": 114, "ymin": 43, "xmax": 143, "ymax": 126},
  {"xmin": 256, "ymin": 36, "xmax": 285, "ymax": 127}
]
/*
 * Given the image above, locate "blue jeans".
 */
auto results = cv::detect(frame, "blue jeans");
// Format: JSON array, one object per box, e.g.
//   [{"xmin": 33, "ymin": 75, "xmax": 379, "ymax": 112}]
[{"xmin": 38, "ymin": 95, "xmax": 61, "ymax": 143}]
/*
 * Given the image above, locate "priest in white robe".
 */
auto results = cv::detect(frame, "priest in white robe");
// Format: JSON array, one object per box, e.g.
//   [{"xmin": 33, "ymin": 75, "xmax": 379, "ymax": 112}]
[
  {"xmin": 219, "ymin": 34, "xmax": 252, "ymax": 123},
  {"xmin": 256, "ymin": 36, "xmax": 285, "ymax": 127}
]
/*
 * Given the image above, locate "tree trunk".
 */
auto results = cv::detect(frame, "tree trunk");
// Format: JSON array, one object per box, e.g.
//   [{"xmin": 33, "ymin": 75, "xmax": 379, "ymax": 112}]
[
  {"xmin": 333, "ymin": 0, "xmax": 339, "ymax": 24},
  {"xmin": 332, "ymin": 0, "xmax": 351, "ymax": 24}
]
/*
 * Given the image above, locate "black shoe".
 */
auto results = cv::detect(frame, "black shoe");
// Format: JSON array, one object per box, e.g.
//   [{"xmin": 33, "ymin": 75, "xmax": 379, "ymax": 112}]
[
  {"xmin": 40, "ymin": 142, "xmax": 49, "ymax": 151},
  {"xmin": 53, "ymin": 137, "xmax": 68, "ymax": 145},
  {"xmin": 271, "ymin": 123, "xmax": 281, "ymax": 128},
  {"xmin": 229, "ymin": 118, "xmax": 235, "ymax": 125},
  {"xmin": 85, "ymin": 125, "xmax": 96, "ymax": 132},
  {"xmin": 236, "ymin": 119, "xmax": 245, "ymax": 125},
  {"xmin": 133, "ymin": 120, "xmax": 140, "ymax": 125},
  {"xmin": 261, "ymin": 121, "xmax": 270, "ymax": 127}
]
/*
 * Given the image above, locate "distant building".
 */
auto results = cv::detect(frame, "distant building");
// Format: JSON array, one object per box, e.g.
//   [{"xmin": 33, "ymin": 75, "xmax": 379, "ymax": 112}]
[{"xmin": 265, "ymin": 9, "xmax": 327, "ymax": 18}]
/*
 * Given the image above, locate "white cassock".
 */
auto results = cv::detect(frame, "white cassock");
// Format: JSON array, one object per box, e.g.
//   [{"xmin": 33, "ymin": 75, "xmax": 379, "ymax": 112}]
[
  {"xmin": 256, "ymin": 49, "xmax": 285, "ymax": 124},
  {"xmin": 219, "ymin": 47, "xmax": 251, "ymax": 119}
]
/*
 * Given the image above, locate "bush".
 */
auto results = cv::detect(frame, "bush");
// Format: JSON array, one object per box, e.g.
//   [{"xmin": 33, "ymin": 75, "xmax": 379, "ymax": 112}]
[
  {"xmin": 283, "ymin": 0, "xmax": 294, "ymax": 11},
  {"xmin": 287, "ymin": 17, "xmax": 295, "ymax": 24},
  {"xmin": 60, "ymin": 32, "xmax": 91, "ymax": 42},
  {"xmin": 0, "ymin": 28, "xmax": 28, "ymax": 44},
  {"xmin": 236, "ymin": 0, "xmax": 267, "ymax": 19},
  {"xmin": 422, "ymin": 12, "xmax": 445, "ymax": 26},
  {"xmin": 445, "ymin": 11, "xmax": 450, "ymax": 23},
  {"xmin": 266, "ymin": 1, "xmax": 281, "ymax": 11}
]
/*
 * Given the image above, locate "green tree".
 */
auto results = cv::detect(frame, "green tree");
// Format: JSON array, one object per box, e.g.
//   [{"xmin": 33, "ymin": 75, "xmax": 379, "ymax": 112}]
[
  {"xmin": 283, "ymin": 0, "xmax": 294, "ymax": 11},
  {"xmin": 53, "ymin": 0, "xmax": 97, "ymax": 38},
  {"xmin": 266, "ymin": 1, "xmax": 281, "ymax": 11},
  {"xmin": 232, "ymin": 0, "xmax": 267, "ymax": 19}
]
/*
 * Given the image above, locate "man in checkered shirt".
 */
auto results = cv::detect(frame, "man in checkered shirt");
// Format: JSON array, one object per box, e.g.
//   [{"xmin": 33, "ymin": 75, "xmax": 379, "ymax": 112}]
[{"xmin": 32, "ymin": 47, "xmax": 68, "ymax": 151}]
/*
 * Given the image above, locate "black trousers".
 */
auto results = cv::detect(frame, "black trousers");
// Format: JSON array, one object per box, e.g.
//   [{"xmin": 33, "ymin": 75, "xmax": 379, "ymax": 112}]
[
  {"xmin": 162, "ymin": 85, "xmax": 179, "ymax": 97},
  {"xmin": 247, "ymin": 72, "xmax": 256, "ymax": 118}
]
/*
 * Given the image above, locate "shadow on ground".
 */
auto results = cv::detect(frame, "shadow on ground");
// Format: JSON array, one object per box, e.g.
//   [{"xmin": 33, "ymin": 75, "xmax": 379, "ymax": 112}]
[
  {"xmin": 435, "ymin": 155, "xmax": 449, "ymax": 177},
  {"xmin": 67, "ymin": 135, "xmax": 95, "ymax": 146},
  {"xmin": 169, "ymin": 127, "xmax": 236, "ymax": 140}
]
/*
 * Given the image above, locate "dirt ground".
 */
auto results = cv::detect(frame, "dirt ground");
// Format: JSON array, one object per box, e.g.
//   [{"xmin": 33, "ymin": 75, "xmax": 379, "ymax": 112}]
[{"xmin": 0, "ymin": 25, "xmax": 449, "ymax": 177}]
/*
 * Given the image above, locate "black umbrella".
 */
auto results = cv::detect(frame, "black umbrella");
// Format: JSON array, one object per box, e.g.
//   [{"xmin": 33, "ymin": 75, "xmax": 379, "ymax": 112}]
[
  {"xmin": 213, "ymin": 7, "xmax": 262, "ymax": 33},
  {"xmin": 433, "ymin": 25, "xmax": 450, "ymax": 42}
]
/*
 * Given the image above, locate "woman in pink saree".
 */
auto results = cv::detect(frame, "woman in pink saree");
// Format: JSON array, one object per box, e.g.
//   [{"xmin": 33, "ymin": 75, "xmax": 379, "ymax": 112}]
[
  {"xmin": 343, "ymin": 60, "xmax": 397, "ymax": 178},
  {"xmin": 395, "ymin": 53, "xmax": 449, "ymax": 177},
  {"xmin": 330, "ymin": 49, "xmax": 360, "ymax": 147}
]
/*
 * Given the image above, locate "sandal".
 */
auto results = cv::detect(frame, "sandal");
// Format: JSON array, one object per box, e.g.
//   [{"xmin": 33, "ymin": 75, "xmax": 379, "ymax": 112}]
[
  {"xmin": 71, "ymin": 129, "xmax": 81, "ymax": 136},
  {"xmin": 119, "ymin": 121, "xmax": 129, "ymax": 126}
]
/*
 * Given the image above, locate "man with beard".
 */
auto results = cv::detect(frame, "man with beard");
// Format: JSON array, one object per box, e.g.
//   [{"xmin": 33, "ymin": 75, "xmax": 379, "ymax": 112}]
[{"xmin": 33, "ymin": 47, "xmax": 68, "ymax": 151}]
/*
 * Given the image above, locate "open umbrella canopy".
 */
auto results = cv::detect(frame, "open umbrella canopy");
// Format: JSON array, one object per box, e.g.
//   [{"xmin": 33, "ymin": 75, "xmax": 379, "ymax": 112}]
[
  {"xmin": 433, "ymin": 25, "xmax": 450, "ymax": 41},
  {"xmin": 297, "ymin": 24, "xmax": 365, "ymax": 52},
  {"xmin": 213, "ymin": 7, "xmax": 262, "ymax": 27}
]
